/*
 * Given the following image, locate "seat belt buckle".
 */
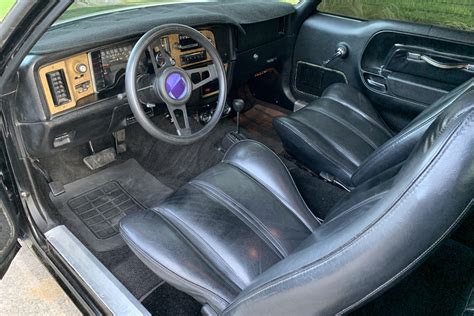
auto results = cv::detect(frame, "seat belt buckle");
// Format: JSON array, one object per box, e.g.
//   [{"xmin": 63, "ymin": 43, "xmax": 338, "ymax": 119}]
[
  {"xmin": 320, "ymin": 171, "xmax": 335, "ymax": 183},
  {"xmin": 320, "ymin": 171, "xmax": 351, "ymax": 192}
]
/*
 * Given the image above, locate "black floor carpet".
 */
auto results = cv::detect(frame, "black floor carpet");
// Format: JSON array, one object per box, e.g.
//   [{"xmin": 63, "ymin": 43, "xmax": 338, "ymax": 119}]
[
  {"xmin": 40, "ymin": 140, "xmax": 114, "ymax": 185},
  {"xmin": 123, "ymin": 119, "xmax": 234, "ymax": 190},
  {"xmin": 352, "ymin": 239, "xmax": 474, "ymax": 316},
  {"xmin": 142, "ymin": 283, "xmax": 201, "ymax": 316},
  {"xmin": 50, "ymin": 159, "xmax": 172, "ymax": 298}
]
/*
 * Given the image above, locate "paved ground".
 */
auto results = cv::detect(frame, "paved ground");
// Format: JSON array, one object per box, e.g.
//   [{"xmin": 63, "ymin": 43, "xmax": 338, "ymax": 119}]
[{"xmin": 0, "ymin": 241, "xmax": 81, "ymax": 315}]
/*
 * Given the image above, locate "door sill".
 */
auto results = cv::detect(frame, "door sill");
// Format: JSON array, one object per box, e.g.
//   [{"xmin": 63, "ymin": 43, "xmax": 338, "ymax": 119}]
[{"xmin": 45, "ymin": 225, "xmax": 150, "ymax": 315}]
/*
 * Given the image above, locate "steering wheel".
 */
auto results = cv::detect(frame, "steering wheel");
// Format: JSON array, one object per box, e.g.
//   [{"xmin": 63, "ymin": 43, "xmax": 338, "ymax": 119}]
[{"xmin": 125, "ymin": 24, "xmax": 227, "ymax": 145}]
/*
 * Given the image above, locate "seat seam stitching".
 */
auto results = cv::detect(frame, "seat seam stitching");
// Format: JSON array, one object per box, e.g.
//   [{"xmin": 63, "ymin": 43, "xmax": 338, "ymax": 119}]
[
  {"xmin": 221, "ymin": 161, "xmax": 319, "ymax": 232},
  {"xmin": 225, "ymin": 110, "xmax": 473, "ymax": 313},
  {"xmin": 276, "ymin": 119, "xmax": 354, "ymax": 176},
  {"xmin": 353, "ymin": 118, "xmax": 436, "ymax": 181},
  {"xmin": 225, "ymin": 139, "xmax": 319, "ymax": 221},
  {"xmin": 305, "ymin": 106, "xmax": 379, "ymax": 149},
  {"xmin": 325, "ymin": 191, "xmax": 389, "ymax": 224},
  {"xmin": 321, "ymin": 95, "xmax": 392, "ymax": 137},
  {"xmin": 340, "ymin": 200, "xmax": 473, "ymax": 315},
  {"xmin": 190, "ymin": 180, "xmax": 288, "ymax": 258},
  {"xmin": 153, "ymin": 207, "xmax": 245, "ymax": 292},
  {"xmin": 353, "ymin": 92, "xmax": 469, "ymax": 181},
  {"xmin": 120, "ymin": 222, "xmax": 230, "ymax": 307},
  {"xmin": 291, "ymin": 115, "xmax": 363, "ymax": 167}
]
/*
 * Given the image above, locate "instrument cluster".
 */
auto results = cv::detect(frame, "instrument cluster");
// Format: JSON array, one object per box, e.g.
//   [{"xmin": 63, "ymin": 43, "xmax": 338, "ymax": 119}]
[{"xmin": 38, "ymin": 29, "xmax": 218, "ymax": 116}]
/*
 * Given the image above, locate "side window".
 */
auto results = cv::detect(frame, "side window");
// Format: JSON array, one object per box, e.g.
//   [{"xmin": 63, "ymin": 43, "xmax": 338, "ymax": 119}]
[
  {"xmin": 318, "ymin": 0, "xmax": 474, "ymax": 32},
  {"xmin": 0, "ymin": 0, "xmax": 16, "ymax": 22}
]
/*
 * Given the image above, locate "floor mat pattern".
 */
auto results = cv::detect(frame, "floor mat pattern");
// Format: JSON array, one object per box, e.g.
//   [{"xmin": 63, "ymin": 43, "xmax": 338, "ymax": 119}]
[
  {"xmin": 50, "ymin": 159, "xmax": 172, "ymax": 298},
  {"xmin": 68, "ymin": 181, "xmax": 143, "ymax": 239},
  {"xmin": 51, "ymin": 158, "xmax": 173, "ymax": 252}
]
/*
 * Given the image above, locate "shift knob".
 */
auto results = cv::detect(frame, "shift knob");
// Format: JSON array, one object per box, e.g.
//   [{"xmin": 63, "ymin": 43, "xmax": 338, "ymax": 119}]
[{"xmin": 232, "ymin": 99, "xmax": 245, "ymax": 113}]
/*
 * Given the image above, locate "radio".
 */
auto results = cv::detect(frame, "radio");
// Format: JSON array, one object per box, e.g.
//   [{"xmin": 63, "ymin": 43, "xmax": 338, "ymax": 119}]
[
  {"xmin": 178, "ymin": 35, "xmax": 201, "ymax": 51},
  {"xmin": 181, "ymin": 50, "xmax": 207, "ymax": 66}
]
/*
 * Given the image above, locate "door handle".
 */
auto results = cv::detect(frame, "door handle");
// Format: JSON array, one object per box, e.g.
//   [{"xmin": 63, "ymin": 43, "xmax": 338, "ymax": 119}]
[
  {"xmin": 366, "ymin": 78, "xmax": 387, "ymax": 91},
  {"xmin": 408, "ymin": 52, "xmax": 474, "ymax": 72}
]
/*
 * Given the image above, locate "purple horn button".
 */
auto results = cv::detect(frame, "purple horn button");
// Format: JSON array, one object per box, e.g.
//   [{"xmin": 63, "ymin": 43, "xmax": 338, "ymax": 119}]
[{"xmin": 165, "ymin": 72, "xmax": 188, "ymax": 100}]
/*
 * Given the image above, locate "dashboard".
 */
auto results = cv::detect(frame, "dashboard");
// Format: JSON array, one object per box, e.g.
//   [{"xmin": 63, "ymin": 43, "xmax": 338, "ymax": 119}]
[
  {"xmin": 16, "ymin": 1, "xmax": 295, "ymax": 157},
  {"xmin": 37, "ymin": 29, "xmax": 219, "ymax": 116}
]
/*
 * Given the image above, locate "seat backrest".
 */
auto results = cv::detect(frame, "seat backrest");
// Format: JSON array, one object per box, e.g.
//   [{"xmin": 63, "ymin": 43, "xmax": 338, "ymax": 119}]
[
  {"xmin": 351, "ymin": 78, "xmax": 474, "ymax": 186},
  {"xmin": 223, "ymin": 89, "xmax": 474, "ymax": 315}
]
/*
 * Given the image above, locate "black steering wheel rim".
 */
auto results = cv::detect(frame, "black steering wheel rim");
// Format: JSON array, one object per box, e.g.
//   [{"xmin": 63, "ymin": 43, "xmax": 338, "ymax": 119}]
[{"xmin": 125, "ymin": 24, "xmax": 227, "ymax": 145}]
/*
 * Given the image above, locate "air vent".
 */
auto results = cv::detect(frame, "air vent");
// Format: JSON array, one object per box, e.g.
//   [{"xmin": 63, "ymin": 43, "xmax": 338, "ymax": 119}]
[
  {"xmin": 46, "ymin": 70, "xmax": 71, "ymax": 106},
  {"xmin": 278, "ymin": 17, "xmax": 286, "ymax": 35},
  {"xmin": 90, "ymin": 51, "xmax": 106, "ymax": 91}
]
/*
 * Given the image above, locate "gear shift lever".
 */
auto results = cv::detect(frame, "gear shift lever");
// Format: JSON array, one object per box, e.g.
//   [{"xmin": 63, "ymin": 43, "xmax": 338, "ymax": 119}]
[
  {"xmin": 232, "ymin": 99, "xmax": 245, "ymax": 134},
  {"xmin": 219, "ymin": 99, "xmax": 247, "ymax": 153}
]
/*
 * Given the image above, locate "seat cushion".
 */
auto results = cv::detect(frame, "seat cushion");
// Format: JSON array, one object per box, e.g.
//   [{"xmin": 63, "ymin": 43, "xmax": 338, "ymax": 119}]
[
  {"xmin": 120, "ymin": 140, "xmax": 319, "ymax": 312},
  {"xmin": 121, "ymin": 93, "xmax": 473, "ymax": 314},
  {"xmin": 274, "ymin": 83, "xmax": 392, "ymax": 186},
  {"xmin": 275, "ymin": 80, "xmax": 474, "ymax": 188}
]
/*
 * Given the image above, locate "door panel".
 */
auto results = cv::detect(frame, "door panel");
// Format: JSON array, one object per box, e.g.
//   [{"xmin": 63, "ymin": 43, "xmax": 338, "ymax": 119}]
[
  {"xmin": 292, "ymin": 13, "xmax": 474, "ymax": 131},
  {"xmin": 362, "ymin": 32, "xmax": 474, "ymax": 106}
]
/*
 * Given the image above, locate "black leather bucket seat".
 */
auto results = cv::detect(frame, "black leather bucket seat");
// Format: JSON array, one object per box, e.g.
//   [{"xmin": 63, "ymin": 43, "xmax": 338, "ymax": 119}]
[
  {"xmin": 274, "ymin": 79, "xmax": 474, "ymax": 188},
  {"xmin": 120, "ymin": 90, "xmax": 473, "ymax": 315}
]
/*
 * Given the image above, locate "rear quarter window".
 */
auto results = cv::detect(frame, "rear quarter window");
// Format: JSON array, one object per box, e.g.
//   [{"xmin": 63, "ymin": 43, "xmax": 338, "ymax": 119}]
[{"xmin": 318, "ymin": 0, "xmax": 474, "ymax": 32}]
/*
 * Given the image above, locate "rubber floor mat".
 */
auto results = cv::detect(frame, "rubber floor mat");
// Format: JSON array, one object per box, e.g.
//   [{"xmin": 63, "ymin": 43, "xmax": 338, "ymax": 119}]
[
  {"xmin": 50, "ymin": 159, "xmax": 173, "ymax": 299},
  {"xmin": 67, "ymin": 181, "xmax": 143, "ymax": 239},
  {"xmin": 51, "ymin": 159, "xmax": 173, "ymax": 253}
]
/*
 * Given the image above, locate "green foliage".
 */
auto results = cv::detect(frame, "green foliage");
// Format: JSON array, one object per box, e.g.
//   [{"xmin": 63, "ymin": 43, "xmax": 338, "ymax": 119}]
[
  {"xmin": 0, "ymin": 0, "xmax": 16, "ymax": 22},
  {"xmin": 60, "ymin": 0, "xmax": 300, "ymax": 22},
  {"xmin": 319, "ymin": 0, "xmax": 474, "ymax": 31}
]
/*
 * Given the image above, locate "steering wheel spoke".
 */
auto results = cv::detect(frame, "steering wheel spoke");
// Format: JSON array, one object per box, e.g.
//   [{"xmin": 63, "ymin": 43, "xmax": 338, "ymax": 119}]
[
  {"xmin": 165, "ymin": 103, "xmax": 191, "ymax": 136},
  {"xmin": 126, "ymin": 24, "xmax": 226, "ymax": 145},
  {"xmin": 147, "ymin": 46, "xmax": 160, "ymax": 75},
  {"xmin": 186, "ymin": 63, "xmax": 218, "ymax": 90}
]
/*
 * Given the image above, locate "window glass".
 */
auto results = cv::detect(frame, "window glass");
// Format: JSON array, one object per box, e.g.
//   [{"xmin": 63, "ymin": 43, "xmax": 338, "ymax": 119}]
[
  {"xmin": 319, "ymin": 0, "xmax": 474, "ymax": 32},
  {"xmin": 0, "ymin": 0, "xmax": 16, "ymax": 22},
  {"xmin": 60, "ymin": 0, "xmax": 301, "ymax": 22}
]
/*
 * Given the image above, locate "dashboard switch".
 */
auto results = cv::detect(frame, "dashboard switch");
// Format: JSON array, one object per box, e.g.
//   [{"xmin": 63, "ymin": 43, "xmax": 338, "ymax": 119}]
[
  {"xmin": 46, "ymin": 70, "xmax": 71, "ymax": 106},
  {"xmin": 75, "ymin": 63, "xmax": 88, "ymax": 74},
  {"xmin": 75, "ymin": 81, "xmax": 91, "ymax": 93}
]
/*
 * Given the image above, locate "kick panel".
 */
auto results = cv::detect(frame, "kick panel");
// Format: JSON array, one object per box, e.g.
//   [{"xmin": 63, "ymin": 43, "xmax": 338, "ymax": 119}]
[{"xmin": 295, "ymin": 61, "xmax": 347, "ymax": 97}]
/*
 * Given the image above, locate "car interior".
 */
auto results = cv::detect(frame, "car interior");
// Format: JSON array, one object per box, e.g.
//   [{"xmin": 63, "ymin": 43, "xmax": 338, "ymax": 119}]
[{"xmin": 1, "ymin": 0, "xmax": 473, "ymax": 315}]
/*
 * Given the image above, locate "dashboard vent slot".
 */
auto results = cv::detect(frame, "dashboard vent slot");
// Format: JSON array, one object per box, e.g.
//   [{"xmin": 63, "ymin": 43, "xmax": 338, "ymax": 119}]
[
  {"xmin": 90, "ymin": 51, "xmax": 106, "ymax": 91},
  {"xmin": 46, "ymin": 70, "xmax": 71, "ymax": 106},
  {"xmin": 278, "ymin": 17, "xmax": 286, "ymax": 35}
]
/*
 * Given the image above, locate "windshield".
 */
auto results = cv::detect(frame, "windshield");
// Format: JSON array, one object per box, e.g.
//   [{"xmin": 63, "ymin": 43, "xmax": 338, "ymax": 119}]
[{"xmin": 59, "ymin": 0, "xmax": 299, "ymax": 22}]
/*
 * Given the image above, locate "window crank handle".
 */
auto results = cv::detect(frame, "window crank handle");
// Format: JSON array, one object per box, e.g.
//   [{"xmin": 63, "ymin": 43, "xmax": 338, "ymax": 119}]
[{"xmin": 323, "ymin": 43, "xmax": 349, "ymax": 67}]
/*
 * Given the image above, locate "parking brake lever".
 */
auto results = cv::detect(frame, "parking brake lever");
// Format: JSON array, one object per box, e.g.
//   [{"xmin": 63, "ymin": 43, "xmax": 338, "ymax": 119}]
[{"xmin": 323, "ymin": 43, "xmax": 349, "ymax": 67}]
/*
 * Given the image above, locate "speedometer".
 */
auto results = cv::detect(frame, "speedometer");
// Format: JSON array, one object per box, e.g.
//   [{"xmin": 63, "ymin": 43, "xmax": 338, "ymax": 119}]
[{"xmin": 90, "ymin": 42, "xmax": 133, "ymax": 91}]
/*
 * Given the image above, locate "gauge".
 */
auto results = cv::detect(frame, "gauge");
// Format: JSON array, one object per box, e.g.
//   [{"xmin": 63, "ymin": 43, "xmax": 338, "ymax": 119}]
[{"xmin": 75, "ymin": 63, "xmax": 88, "ymax": 74}]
